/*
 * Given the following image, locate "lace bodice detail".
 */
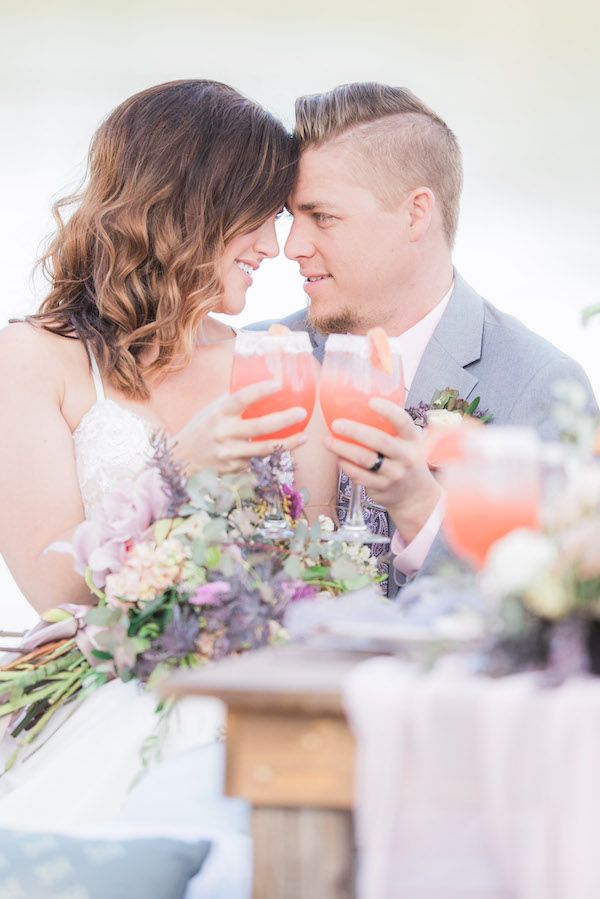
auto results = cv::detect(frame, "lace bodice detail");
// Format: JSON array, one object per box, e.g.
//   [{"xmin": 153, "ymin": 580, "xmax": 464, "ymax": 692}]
[
  {"xmin": 73, "ymin": 355, "xmax": 155, "ymax": 516},
  {"xmin": 73, "ymin": 348, "xmax": 294, "ymax": 517}
]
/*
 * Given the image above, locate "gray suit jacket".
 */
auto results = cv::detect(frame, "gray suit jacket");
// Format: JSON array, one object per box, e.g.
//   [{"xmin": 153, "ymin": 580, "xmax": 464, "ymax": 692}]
[{"xmin": 248, "ymin": 270, "xmax": 599, "ymax": 593}]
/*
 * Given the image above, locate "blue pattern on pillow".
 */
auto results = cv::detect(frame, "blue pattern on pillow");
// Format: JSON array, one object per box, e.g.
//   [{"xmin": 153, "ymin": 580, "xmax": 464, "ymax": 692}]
[{"xmin": 0, "ymin": 830, "xmax": 210, "ymax": 899}]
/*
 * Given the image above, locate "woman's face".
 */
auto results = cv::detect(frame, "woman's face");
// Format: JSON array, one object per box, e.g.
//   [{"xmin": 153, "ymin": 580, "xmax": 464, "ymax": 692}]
[{"xmin": 217, "ymin": 214, "xmax": 280, "ymax": 315}]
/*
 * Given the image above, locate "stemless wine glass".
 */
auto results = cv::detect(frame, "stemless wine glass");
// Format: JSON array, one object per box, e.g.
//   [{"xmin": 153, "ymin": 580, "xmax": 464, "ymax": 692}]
[
  {"xmin": 319, "ymin": 333, "xmax": 406, "ymax": 544},
  {"xmin": 229, "ymin": 330, "xmax": 317, "ymax": 538},
  {"xmin": 441, "ymin": 426, "xmax": 542, "ymax": 568}
]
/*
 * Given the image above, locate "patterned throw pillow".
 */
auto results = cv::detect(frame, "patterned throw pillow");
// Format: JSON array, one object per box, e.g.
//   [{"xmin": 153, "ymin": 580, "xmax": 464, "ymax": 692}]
[{"xmin": 0, "ymin": 830, "xmax": 211, "ymax": 899}]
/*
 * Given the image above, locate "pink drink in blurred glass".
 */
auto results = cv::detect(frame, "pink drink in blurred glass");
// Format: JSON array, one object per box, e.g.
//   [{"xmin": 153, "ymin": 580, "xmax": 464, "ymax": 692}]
[{"xmin": 442, "ymin": 427, "xmax": 541, "ymax": 568}]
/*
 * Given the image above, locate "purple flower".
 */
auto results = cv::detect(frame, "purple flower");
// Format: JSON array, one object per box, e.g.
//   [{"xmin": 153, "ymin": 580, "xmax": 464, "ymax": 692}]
[
  {"xmin": 281, "ymin": 484, "xmax": 304, "ymax": 520},
  {"xmin": 189, "ymin": 581, "xmax": 231, "ymax": 606},
  {"xmin": 280, "ymin": 580, "xmax": 317, "ymax": 603}
]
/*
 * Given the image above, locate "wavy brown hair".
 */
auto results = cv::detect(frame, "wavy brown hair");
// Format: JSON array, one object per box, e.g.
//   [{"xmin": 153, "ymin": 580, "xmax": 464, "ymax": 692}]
[{"xmin": 28, "ymin": 80, "xmax": 298, "ymax": 398}]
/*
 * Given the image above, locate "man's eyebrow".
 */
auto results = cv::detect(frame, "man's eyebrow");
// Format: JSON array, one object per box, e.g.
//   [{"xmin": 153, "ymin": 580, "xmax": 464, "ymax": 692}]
[{"xmin": 290, "ymin": 201, "xmax": 342, "ymax": 213}]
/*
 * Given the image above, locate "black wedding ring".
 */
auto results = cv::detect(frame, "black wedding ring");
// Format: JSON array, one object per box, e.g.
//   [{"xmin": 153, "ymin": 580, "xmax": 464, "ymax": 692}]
[{"xmin": 369, "ymin": 452, "xmax": 385, "ymax": 473}]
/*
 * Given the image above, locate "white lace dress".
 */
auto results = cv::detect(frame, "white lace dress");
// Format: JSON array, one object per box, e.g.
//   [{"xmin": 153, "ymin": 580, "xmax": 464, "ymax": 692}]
[{"xmin": 0, "ymin": 353, "xmax": 225, "ymax": 828}]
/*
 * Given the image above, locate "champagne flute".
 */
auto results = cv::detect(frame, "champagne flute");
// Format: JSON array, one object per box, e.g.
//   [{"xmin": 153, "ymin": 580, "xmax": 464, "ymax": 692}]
[
  {"xmin": 230, "ymin": 330, "xmax": 316, "ymax": 538},
  {"xmin": 441, "ymin": 426, "xmax": 542, "ymax": 568},
  {"xmin": 319, "ymin": 333, "xmax": 405, "ymax": 544}
]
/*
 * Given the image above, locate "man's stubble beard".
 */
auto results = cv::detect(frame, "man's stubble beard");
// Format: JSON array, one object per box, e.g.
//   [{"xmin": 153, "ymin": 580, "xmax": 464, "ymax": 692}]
[{"xmin": 307, "ymin": 304, "xmax": 364, "ymax": 335}]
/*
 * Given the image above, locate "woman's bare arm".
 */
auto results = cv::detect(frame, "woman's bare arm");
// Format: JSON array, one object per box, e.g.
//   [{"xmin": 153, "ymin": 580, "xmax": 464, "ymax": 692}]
[{"xmin": 0, "ymin": 325, "xmax": 92, "ymax": 614}]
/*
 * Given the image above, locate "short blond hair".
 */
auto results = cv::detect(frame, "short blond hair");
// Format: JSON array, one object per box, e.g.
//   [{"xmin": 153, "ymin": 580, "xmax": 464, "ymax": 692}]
[{"xmin": 295, "ymin": 83, "xmax": 463, "ymax": 247}]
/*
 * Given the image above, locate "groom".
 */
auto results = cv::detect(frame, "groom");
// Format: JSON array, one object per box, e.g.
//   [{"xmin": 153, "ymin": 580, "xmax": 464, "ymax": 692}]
[{"xmin": 251, "ymin": 82, "xmax": 598, "ymax": 594}]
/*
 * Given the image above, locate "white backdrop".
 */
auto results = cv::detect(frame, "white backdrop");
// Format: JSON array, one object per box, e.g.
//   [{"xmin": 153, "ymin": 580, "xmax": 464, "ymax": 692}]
[{"xmin": 1, "ymin": 0, "xmax": 599, "ymax": 630}]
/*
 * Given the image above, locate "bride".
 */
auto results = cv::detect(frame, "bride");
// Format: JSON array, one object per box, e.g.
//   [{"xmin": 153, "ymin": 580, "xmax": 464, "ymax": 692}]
[{"xmin": 0, "ymin": 79, "xmax": 337, "ymax": 827}]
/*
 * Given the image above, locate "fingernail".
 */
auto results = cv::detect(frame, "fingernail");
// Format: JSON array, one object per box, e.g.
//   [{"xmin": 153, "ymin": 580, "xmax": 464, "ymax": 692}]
[
  {"xmin": 292, "ymin": 408, "xmax": 308, "ymax": 420},
  {"xmin": 332, "ymin": 419, "xmax": 345, "ymax": 433}
]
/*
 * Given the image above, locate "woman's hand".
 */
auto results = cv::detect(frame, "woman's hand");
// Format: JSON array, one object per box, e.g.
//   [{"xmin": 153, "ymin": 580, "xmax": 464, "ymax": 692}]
[
  {"xmin": 171, "ymin": 379, "xmax": 308, "ymax": 475},
  {"xmin": 324, "ymin": 397, "xmax": 442, "ymax": 542}
]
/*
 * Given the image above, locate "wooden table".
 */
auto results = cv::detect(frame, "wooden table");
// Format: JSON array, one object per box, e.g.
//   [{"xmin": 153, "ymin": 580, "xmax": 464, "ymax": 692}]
[{"xmin": 164, "ymin": 642, "xmax": 366, "ymax": 899}]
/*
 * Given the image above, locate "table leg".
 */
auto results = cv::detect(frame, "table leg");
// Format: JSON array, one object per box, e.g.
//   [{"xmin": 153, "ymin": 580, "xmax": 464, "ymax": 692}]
[{"xmin": 252, "ymin": 806, "xmax": 355, "ymax": 899}]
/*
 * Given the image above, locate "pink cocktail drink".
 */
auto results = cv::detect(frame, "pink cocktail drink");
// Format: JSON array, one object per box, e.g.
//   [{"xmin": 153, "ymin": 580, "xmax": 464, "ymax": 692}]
[
  {"xmin": 441, "ymin": 427, "xmax": 542, "ymax": 568},
  {"xmin": 444, "ymin": 485, "xmax": 540, "ymax": 568},
  {"xmin": 230, "ymin": 332, "xmax": 316, "ymax": 441},
  {"xmin": 319, "ymin": 334, "xmax": 405, "ymax": 447}
]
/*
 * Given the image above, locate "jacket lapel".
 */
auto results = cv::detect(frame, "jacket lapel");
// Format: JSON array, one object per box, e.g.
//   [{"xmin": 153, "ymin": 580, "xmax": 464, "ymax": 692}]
[{"xmin": 406, "ymin": 271, "xmax": 484, "ymax": 407}]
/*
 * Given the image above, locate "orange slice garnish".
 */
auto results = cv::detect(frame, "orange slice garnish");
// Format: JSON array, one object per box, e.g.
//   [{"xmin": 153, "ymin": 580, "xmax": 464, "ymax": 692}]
[
  {"xmin": 267, "ymin": 324, "xmax": 291, "ymax": 336},
  {"xmin": 367, "ymin": 326, "xmax": 393, "ymax": 374}
]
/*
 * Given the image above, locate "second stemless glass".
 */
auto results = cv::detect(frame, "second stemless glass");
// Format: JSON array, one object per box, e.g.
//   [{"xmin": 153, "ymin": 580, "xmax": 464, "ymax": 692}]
[
  {"xmin": 230, "ymin": 330, "xmax": 317, "ymax": 538},
  {"xmin": 320, "ymin": 333, "xmax": 406, "ymax": 544}
]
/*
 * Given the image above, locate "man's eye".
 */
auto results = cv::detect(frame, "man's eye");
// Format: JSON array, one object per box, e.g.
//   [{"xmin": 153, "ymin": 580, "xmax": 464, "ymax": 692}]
[{"xmin": 314, "ymin": 212, "xmax": 333, "ymax": 224}]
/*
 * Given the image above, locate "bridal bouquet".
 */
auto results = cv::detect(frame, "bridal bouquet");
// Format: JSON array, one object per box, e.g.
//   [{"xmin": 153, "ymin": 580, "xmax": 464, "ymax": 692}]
[{"xmin": 0, "ymin": 442, "xmax": 379, "ymax": 769}]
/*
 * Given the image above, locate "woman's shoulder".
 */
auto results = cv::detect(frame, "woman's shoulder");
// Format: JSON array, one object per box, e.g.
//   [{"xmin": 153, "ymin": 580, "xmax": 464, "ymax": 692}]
[
  {"xmin": 201, "ymin": 315, "xmax": 237, "ymax": 342},
  {"xmin": 0, "ymin": 321, "xmax": 88, "ymax": 393}
]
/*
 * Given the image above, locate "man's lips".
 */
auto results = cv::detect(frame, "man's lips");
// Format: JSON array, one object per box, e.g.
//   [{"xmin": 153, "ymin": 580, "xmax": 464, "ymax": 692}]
[{"xmin": 302, "ymin": 273, "xmax": 332, "ymax": 294}]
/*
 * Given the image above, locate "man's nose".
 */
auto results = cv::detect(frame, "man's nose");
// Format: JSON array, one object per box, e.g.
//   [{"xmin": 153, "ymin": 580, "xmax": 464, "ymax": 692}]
[
  {"xmin": 284, "ymin": 218, "xmax": 313, "ymax": 261},
  {"xmin": 256, "ymin": 217, "xmax": 279, "ymax": 259}
]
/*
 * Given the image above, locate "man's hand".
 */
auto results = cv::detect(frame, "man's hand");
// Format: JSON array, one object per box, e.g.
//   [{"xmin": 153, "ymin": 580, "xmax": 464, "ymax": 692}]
[{"xmin": 324, "ymin": 397, "xmax": 442, "ymax": 543}]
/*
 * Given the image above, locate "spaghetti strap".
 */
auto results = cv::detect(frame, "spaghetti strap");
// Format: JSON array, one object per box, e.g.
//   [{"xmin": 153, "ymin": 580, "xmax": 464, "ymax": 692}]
[{"xmin": 88, "ymin": 351, "xmax": 106, "ymax": 402}]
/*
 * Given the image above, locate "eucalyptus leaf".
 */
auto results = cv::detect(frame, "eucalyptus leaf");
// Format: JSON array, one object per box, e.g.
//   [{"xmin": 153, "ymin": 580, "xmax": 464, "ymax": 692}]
[
  {"xmin": 205, "ymin": 546, "xmax": 222, "ymax": 569},
  {"xmin": 283, "ymin": 555, "xmax": 304, "ymax": 578},
  {"xmin": 85, "ymin": 607, "xmax": 121, "ymax": 627},
  {"xmin": 192, "ymin": 539, "xmax": 208, "ymax": 566},
  {"xmin": 203, "ymin": 518, "xmax": 228, "ymax": 542},
  {"xmin": 330, "ymin": 557, "xmax": 362, "ymax": 581}
]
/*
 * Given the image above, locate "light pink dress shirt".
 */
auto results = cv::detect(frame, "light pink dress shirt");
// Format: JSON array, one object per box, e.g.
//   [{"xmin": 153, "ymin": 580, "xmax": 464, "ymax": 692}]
[{"xmin": 390, "ymin": 285, "xmax": 452, "ymax": 576}]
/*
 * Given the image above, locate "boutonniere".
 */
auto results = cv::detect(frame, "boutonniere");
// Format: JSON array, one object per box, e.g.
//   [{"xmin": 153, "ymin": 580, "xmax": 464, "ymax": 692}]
[
  {"xmin": 407, "ymin": 387, "xmax": 493, "ymax": 428},
  {"xmin": 407, "ymin": 388, "xmax": 493, "ymax": 469}
]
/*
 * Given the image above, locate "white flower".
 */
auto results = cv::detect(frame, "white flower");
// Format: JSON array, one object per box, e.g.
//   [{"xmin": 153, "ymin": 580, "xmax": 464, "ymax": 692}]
[
  {"xmin": 481, "ymin": 528, "xmax": 559, "ymax": 601},
  {"xmin": 318, "ymin": 515, "xmax": 335, "ymax": 533},
  {"xmin": 523, "ymin": 571, "xmax": 574, "ymax": 620},
  {"xmin": 558, "ymin": 515, "xmax": 600, "ymax": 579},
  {"xmin": 426, "ymin": 409, "xmax": 463, "ymax": 428},
  {"xmin": 544, "ymin": 461, "xmax": 600, "ymax": 530}
]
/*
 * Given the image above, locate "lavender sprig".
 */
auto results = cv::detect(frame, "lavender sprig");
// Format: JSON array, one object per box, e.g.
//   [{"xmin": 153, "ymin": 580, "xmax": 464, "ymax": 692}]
[{"xmin": 150, "ymin": 432, "xmax": 190, "ymax": 516}]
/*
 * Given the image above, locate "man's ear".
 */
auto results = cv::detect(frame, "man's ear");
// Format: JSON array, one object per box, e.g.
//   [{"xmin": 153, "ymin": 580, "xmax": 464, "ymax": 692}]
[{"xmin": 407, "ymin": 187, "xmax": 435, "ymax": 242}]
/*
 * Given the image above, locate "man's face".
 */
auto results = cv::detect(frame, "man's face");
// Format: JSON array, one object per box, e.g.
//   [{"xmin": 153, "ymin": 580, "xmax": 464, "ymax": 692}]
[{"xmin": 285, "ymin": 143, "xmax": 412, "ymax": 333}]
